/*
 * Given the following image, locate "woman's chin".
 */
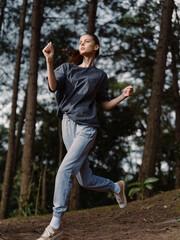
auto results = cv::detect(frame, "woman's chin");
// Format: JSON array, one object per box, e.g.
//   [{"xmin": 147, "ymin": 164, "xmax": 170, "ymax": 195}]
[
  {"xmin": 79, "ymin": 52, "xmax": 94, "ymax": 58},
  {"xmin": 79, "ymin": 51, "xmax": 86, "ymax": 56}
]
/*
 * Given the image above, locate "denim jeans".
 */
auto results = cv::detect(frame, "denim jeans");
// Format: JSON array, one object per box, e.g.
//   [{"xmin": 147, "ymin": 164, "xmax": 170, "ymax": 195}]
[{"xmin": 53, "ymin": 114, "xmax": 115, "ymax": 218}]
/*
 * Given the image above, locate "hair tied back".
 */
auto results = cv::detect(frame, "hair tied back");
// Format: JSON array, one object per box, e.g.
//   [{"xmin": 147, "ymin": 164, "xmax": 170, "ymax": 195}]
[{"xmin": 62, "ymin": 47, "xmax": 83, "ymax": 65}]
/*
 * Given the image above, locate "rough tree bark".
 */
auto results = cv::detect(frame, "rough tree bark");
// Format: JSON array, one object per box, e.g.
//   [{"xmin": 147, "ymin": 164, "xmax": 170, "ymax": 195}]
[
  {"xmin": 0, "ymin": 0, "xmax": 27, "ymax": 219},
  {"xmin": 139, "ymin": 0, "xmax": 174, "ymax": 183},
  {"xmin": 19, "ymin": 0, "xmax": 44, "ymax": 215}
]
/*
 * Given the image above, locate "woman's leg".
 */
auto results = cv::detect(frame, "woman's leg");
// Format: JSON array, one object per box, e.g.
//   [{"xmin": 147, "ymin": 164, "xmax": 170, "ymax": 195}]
[
  {"xmin": 76, "ymin": 159, "xmax": 127, "ymax": 209},
  {"xmin": 52, "ymin": 115, "xmax": 97, "ymax": 218},
  {"xmin": 76, "ymin": 159, "xmax": 115, "ymax": 192}
]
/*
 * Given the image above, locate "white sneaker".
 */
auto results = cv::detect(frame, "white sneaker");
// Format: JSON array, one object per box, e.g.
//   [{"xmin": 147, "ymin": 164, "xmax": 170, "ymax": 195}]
[
  {"xmin": 37, "ymin": 225, "xmax": 63, "ymax": 240},
  {"xmin": 114, "ymin": 180, "xmax": 127, "ymax": 208}
]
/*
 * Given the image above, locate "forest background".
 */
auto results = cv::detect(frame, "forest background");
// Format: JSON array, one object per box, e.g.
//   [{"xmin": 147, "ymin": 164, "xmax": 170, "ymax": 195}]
[{"xmin": 0, "ymin": 0, "xmax": 179, "ymax": 219}]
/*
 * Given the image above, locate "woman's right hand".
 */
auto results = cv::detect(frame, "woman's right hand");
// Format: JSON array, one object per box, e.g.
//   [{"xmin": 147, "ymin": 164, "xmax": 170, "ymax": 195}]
[{"xmin": 42, "ymin": 42, "xmax": 54, "ymax": 63}]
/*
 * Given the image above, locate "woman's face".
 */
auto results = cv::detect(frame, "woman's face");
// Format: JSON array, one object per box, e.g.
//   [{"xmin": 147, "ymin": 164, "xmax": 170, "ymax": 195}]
[{"xmin": 79, "ymin": 34, "xmax": 99, "ymax": 57}]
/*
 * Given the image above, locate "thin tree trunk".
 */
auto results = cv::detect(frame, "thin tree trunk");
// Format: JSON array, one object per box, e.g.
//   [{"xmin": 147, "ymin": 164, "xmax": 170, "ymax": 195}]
[
  {"xmin": 58, "ymin": 122, "xmax": 63, "ymax": 166},
  {"xmin": 0, "ymin": 0, "xmax": 7, "ymax": 33},
  {"xmin": 69, "ymin": 178, "xmax": 80, "ymax": 211},
  {"xmin": 41, "ymin": 162, "xmax": 48, "ymax": 208},
  {"xmin": 69, "ymin": 0, "xmax": 98, "ymax": 211},
  {"xmin": 87, "ymin": 0, "xmax": 98, "ymax": 34},
  {"xmin": 35, "ymin": 167, "xmax": 43, "ymax": 216},
  {"xmin": 0, "ymin": 0, "xmax": 27, "ymax": 219},
  {"xmin": 139, "ymin": 0, "xmax": 174, "ymax": 184},
  {"xmin": 171, "ymin": 34, "xmax": 180, "ymax": 188},
  {"xmin": 12, "ymin": 92, "xmax": 27, "ymax": 178},
  {"xmin": 19, "ymin": 0, "xmax": 44, "ymax": 215}
]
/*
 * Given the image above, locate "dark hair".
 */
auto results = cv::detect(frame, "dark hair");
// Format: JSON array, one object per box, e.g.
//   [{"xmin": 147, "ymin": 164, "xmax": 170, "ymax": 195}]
[{"xmin": 62, "ymin": 33, "xmax": 100, "ymax": 65}]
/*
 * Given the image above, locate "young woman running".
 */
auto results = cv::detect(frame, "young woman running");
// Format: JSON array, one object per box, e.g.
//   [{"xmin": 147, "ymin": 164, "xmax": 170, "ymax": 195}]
[{"xmin": 38, "ymin": 33, "xmax": 133, "ymax": 240}]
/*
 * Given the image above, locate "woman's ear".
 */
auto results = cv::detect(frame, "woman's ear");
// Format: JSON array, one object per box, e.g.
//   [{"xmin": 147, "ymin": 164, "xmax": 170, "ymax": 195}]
[{"xmin": 94, "ymin": 44, "xmax": 99, "ymax": 51}]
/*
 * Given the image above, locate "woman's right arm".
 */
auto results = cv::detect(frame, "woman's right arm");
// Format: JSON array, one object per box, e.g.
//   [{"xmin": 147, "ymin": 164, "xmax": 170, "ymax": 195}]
[{"xmin": 42, "ymin": 42, "xmax": 57, "ymax": 92}]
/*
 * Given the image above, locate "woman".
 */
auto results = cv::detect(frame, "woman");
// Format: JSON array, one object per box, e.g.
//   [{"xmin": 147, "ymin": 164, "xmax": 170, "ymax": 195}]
[{"xmin": 38, "ymin": 33, "xmax": 133, "ymax": 240}]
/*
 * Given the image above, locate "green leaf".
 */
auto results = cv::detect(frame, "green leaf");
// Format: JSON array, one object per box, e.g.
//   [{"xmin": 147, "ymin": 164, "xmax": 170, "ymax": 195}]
[
  {"xmin": 128, "ymin": 187, "xmax": 141, "ymax": 198},
  {"xmin": 143, "ymin": 177, "xmax": 159, "ymax": 184},
  {"xmin": 28, "ymin": 207, "xmax": 32, "ymax": 216},
  {"xmin": 127, "ymin": 181, "xmax": 142, "ymax": 187},
  {"xmin": 145, "ymin": 183, "xmax": 153, "ymax": 190}
]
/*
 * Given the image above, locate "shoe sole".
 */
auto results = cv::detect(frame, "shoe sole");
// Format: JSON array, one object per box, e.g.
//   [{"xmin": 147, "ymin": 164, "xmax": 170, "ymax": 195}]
[
  {"xmin": 50, "ymin": 231, "xmax": 63, "ymax": 240},
  {"xmin": 119, "ymin": 180, "xmax": 127, "ymax": 208},
  {"xmin": 114, "ymin": 180, "xmax": 127, "ymax": 208}
]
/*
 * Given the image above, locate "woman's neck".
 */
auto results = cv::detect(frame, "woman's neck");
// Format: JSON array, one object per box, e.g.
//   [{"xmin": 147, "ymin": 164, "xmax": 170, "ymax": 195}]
[{"xmin": 78, "ymin": 56, "xmax": 95, "ymax": 68}]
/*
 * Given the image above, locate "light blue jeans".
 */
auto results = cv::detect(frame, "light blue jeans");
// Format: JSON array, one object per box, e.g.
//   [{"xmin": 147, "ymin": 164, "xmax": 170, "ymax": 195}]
[{"xmin": 53, "ymin": 114, "xmax": 115, "ymax": 218}]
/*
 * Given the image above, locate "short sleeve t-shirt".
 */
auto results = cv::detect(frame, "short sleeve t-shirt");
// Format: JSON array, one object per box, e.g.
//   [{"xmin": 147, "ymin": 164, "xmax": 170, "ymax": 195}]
[{"xmin": 50, "ymin": 62, "xmax": 110, "ymax": 127}]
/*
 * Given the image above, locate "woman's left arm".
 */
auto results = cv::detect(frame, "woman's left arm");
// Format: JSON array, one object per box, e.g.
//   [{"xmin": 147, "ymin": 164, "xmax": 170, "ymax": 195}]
[{"xmin": 101, "ymin": 85, "xmax": 133, "ymax": 111}]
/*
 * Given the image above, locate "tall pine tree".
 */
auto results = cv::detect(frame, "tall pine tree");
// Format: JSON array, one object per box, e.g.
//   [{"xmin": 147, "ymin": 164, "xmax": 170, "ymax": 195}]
[{"xmin": 139, "ymin": 0, "xmax": 174, "ymax": 184}]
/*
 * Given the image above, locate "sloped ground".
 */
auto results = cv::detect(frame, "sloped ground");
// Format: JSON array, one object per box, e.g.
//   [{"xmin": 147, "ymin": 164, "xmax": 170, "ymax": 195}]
[{"xmin": 0, "ymin": 189, "xmax": 180, "ymax": 240}]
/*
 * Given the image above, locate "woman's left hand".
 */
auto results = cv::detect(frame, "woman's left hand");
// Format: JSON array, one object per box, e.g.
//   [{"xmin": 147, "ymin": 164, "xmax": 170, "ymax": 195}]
[
  {"xmin": 101, "ymin": 85, "xmax": 133, "ymax": 111},
  {"xmin": 123, "ymin": 85, "xmax": 133, "ymax": 98}
]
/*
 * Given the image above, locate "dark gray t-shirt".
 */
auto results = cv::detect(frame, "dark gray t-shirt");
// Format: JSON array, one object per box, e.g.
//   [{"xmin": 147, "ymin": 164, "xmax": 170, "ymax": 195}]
[{"xmin": 50, "ymin": 62, "xmax": 110, "ymax": 127}]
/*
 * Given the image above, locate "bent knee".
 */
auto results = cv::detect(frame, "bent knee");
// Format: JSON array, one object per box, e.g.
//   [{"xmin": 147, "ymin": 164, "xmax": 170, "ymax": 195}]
[
  {"xmin": 77, "ymin": 177, "xmax": 90, "ymax": 188},
  {"xmin": 56, "ymin": 166, "xmax": 77, "ymax": 179}
]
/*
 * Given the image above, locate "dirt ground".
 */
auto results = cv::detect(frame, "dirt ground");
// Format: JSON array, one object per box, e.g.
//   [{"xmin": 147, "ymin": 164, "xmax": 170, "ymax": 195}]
[{"xmin": 0, "ymin": 189, "xmax": 180, "ymax": 240}]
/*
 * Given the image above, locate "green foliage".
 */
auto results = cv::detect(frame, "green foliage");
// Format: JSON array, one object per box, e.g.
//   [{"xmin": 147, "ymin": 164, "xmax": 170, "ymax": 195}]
[{"xmin": 128, "ymin": 177, "xmax": 159, "ymax": 200}]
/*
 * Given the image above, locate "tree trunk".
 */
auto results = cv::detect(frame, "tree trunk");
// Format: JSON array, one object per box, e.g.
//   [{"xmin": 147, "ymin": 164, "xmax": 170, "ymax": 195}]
[
  {"xmin": 0, "ymin": 0, "xmax": 7, "ymax": 33},
  {"xmin": 69, "ymin": 178, "xmax": 80, "ymax": 211},
  {"xmin": 41, "ymin": 162, "xmax": 48, "ymax": 209},
  {"xmin": 19, "ymin": 0, "xmax": 44, "ymax": 215},
  {"xmin": 69, "ymin": 0, "xmax": 98, "ymax": 210},
  {"xmin": 58, "ymin": 122, "xmax": 63, "ymax": 166},
  {"xmin": 0, "ymin": 0, "xmax": 27, "ymax": 219},
  {"xmin": 139, "ymin": 0, "xmax": 174, "ymax": 183},
  {"xmin": 13, "ymin": 92, "xmax": 27, "ymax": 178},
  {"xmin": 87, "ymin": 0, "xmax": 98, "ymax": 34},
  {"xmin": 171, "ymin": 34, "xmax": 180, "ymax": 188},
  {"xmin": 35, "ymin": 167, "xmax": 43, "ymax": 216}
]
